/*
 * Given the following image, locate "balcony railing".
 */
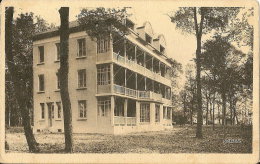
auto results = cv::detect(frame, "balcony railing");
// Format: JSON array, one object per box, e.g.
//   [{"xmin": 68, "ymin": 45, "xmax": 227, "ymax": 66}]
[
  {"xmin": 114, "ymin": 116, "xmax": 136, "ymax": 126},
  {"xmin": 112, "ymin": 84, "xmax": 162, "ymax": 102},
  {"xmin": 126, "ymin": 58, "xmax": 135, "ymax": 66},
  {"xmin": 114, "ymin": 84, "xmax": 125, "ymax": 95},
  {"xmin": 126, "ymin": 117, "xmax": 136, "ymax": 126},
  {"xmin": 125, "ymin": 87, "xmax": 137, "ymax": 98},
  {"xmin": 113, "ymin": 52, "xmax": 170, "ymax": 84},
  {"xmin": 138, "ymin": 91, "xmax": 150, "ymax": 99},
  {"xmin": 114, "ymin": 116, "xmax": 125, "ymax": 125},
  {"xmin": 150, "ymin": 91, "xmax": 163, "ymax": 102},
  {"xmin": 97, "ymin": 84, "xmax": 164, "ymax": 102},
  {"xmin": 113, "ymin": 52, "xmax": 125, "ymax": 64},
  {"xmin": 139, "ymin": 90, "xmax": 162, "ymax": 102}
]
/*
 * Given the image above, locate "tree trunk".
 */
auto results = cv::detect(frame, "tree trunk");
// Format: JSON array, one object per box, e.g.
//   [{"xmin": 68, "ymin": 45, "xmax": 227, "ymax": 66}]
[
  {"xmin": 194, "ymin": 7, "xmax": 204, "ymax": 138},
  {"xmin": 233, "ymin": 100, "xmax": 239, "ymax": 125},
  {"xmin": 183, "ymin": 95, "xmax": 186, "ymax": 118},
  {"xmin": 5, "ymin": 7, "xmax": 40, "ymax": 153},
  {"xmin": 221, "ymin": 91, "xmax": 227, "ymax": 138},
  {"xmin": 206, "ymin": 92, "xmax": 209, "ymax": 125},
  {"xmin": 218, "ymin": 103, "xmax": 220, "ymax": 124},
  {"xmin": 221, "ymin": 92, "xmax": 227, "ymax": 126},
  {"xmin": 212, "ymin": 93, "xmax": 215, "ymax": 130},
  {"xmin": 229, "ymin": 94, "xmax": 233, "ymax": 125},
  {"xmin": 191, "ymin": 98, "xmax": 194, "ymax": 125},
  {"xmin": 59, "ymin": 7, "xmax": 74, "ymax": 153}
]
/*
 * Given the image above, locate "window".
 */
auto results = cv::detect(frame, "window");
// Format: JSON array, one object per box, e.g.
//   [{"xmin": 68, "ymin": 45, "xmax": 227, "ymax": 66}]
[
  {"xmin": 166, "ymin": 88, "xmax": 171, "ymax": 100},
  {"xmin": 78, "ymin": 100, "xmax": 87, "ymax": 118},
  {"xmin": 140, "ymin": 103, "xmax": 150, "ymax": 123},
  {"xmin": 167, "ymin": 107, "xmax": 171, "ymax": 119},
  {"xmin": 38, "ymin": 46, "xmax": 44, "ymax": 63},
  {"xmin": 114, "ymin": 99, "xmax": 124, "ymax": 116},
  {"xmin": 40, "ymin": 103, "xmax": 45, "ymax": 119},
  {"xmin": 97, "ymin": 65, "xmax": 110, "ymax": 85},
  {"xmin": 98, "ymin": 99, "xmax": 111, "ymax": 116},
  {"xmin": 56, "ymin": 71, "xmax": 60, "ymax": 89},
  {"xmin": 77, "ymin": 38, "xmax": 86, "ymax": 57},
  {"xmin": 145, "ymin": 34, "xmax": 152, "ymax": 44},
  {"xmin": 38, "ymin": 74, "xmax": 45, "ymax": 92},
  {"xmin": 126, "ymin": 19, "xmax": 134, "ymax": 30},
  {"xmin": 78, "ymin": 69, "xmax": 86, "ymax": 88},
  {"xmin": 56, "ymin": 43, "xmax": 60, "ymax": 61},
  {"xmin": 97, "ymin": 38, "xmax": 110, "ymax": 53},
  {"xmin": 155, "ymin": 104, "xmax": 160, "ymax": 122},
  {"xmin": 160, "ymin": 45, "xmax": 165, "ymax": 54},
  {"xmin": 163, "ymin": 106, "xmax": 167, "ymax": 119},
  {"xmin": 56, "ymin": 102, "xmax": 62, "ymax": 119}
]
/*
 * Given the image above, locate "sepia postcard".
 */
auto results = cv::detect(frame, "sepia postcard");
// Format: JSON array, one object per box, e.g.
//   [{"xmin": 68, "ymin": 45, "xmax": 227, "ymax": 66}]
[{"xmin": 0, "ymin": 0, "xmax": 259, "ymax": 163}]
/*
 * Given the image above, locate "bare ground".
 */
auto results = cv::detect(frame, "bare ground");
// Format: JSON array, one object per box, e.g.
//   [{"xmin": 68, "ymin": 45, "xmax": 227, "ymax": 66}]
[{"xmin": 5, "ymin": 125, "xmax": 252, "ymax": 153}]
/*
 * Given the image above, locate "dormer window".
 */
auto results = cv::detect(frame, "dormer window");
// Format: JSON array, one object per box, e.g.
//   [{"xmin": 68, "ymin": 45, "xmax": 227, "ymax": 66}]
[
  {"xmin": 126, "ymin": 19, "xmax": 134, "ymax": 30},
  {"xmin": 160, "ymin": 45, "xmax": 165, "ymax": 54},
  {"xmin": 145, "ymin": 34, "xmax": 152, "ymax": 44}
]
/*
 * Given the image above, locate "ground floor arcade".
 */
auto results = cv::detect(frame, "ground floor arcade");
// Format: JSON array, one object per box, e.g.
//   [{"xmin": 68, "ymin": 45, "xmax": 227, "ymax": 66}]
[{"xmin": 97, "ymin": 95, "xmax": 173, "ymax": 134}]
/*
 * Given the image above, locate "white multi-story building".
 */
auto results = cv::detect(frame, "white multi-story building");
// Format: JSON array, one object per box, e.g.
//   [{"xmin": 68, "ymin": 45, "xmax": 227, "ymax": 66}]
[{"xmin": 33, "ymin": 19, "xmax": 175, "ymax": 134}]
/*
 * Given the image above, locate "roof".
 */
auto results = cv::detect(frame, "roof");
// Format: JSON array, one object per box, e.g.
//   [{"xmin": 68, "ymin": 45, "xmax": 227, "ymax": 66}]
[{"xmin": 33, "ymin": 20, "xmax": 80, "ymax": 41}]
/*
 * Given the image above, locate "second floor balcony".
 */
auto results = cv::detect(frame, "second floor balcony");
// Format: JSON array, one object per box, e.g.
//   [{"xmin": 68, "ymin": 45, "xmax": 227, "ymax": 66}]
[
  {"xmin": 97, "ymin": 63, "xmax": 172, "ymax": 101},
  {"xmin": 97, "ymin": 84, "xmax": 164, "ymax": 103}
]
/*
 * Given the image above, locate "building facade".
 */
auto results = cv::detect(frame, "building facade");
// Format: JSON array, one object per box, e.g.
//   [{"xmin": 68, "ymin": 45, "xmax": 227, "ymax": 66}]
[{"xmin": 33, "ymin": 19, "xmax": 175, "ymax": 134}]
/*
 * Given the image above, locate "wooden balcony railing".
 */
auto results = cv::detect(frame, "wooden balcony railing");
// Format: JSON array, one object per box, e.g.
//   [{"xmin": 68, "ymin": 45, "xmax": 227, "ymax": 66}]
[
  {"xmin": 125, "ymin": 87, "xmax": 137, "ymax": 98},
  {"xmin": 114, "ymin": 84, "xmax": 125, "ymax": 95},
  {"xmin": 139, "ymin": 90, "xmax": 162, "ymax": 102},
  {"xmin": 113, "ymin": 84, "xmax": 162, "ymax": 102},
  {"xmin": 114, "ymin": 116, "xmax": 136, "ymax": 126},
  {"xmin": 138, "ymin": 91, "xmax": 150, "ymax": 99},
  {"xmin": 97, "ymin": 84, "xmax": 164, "ymax": 102}
]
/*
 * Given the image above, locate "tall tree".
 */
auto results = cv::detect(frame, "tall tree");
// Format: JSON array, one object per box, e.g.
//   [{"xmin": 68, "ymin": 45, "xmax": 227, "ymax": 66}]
[
  {"xmin": 201, "ymin": 36, "xmax": 246, "ymax": 128},
  {"xmin": 170, "ymin": 59, "xmax": 183, "ymax": 112},
  {"xmin": 5, "ymin": 7, "xmax": 40, "ymax": 152},
  {"xmin": 169, "ymin": 7, "xmax": 240, "ymax": 138},
  {"xmin": 59, "ymin": 7, "xmax": 74, "ymax": 153},
  {"xmin": 6, "ymin": 12, "xmax": 53, "ymax": 127},
  {"xmin": 183, "ymin": 64, "xmax": 197, "ymax": 125}
]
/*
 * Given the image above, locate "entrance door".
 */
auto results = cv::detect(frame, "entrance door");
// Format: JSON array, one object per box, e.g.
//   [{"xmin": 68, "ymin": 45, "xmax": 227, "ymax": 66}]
[{"xmin": 47, "ymin": 102, "xmax": 54, "ymax": 127}]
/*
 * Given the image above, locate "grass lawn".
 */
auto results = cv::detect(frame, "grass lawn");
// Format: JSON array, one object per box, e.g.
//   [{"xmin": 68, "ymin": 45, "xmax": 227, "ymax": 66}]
[{"xmin": 5, "ymin": 125, "xmax": 252, "ymax": 153}]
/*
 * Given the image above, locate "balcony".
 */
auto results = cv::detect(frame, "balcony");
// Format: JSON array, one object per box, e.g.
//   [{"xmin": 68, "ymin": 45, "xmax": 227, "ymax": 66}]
[
  {"xmin": 98, "ymin": 84, "xmax": 163, "ymax": 102},
  {"xmin": 125, "ymin": 87, "xmax": 137, "ymax": 98},
  {"xmin": 114, "ymin": 84, "xmax": 137, "ymax": 98},
  {"xmin": 162, "ymin": 97, "xmax": 172, "ymax": 106},
  {"xmin": 113, "ymin": 52, "xmax": 171, "ymax": 86},
  {"xmin": 138, "ymin": 91, "xmax": 162, "ymax": 102},
  {"xmin": 114, "ymin": 116, "xmax": 136, "ymax": 126}
]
